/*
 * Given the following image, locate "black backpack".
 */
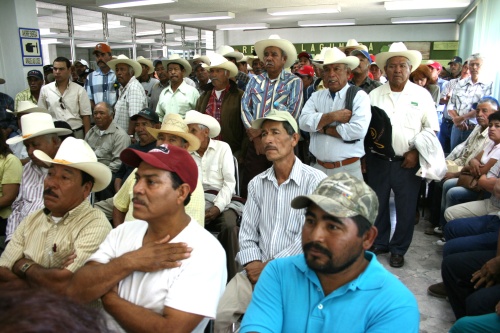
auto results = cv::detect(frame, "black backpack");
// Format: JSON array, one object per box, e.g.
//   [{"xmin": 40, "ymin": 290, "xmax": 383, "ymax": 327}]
[{"xmin": 345, "ymin": 85, "xmax": 395, "ymax": 158}]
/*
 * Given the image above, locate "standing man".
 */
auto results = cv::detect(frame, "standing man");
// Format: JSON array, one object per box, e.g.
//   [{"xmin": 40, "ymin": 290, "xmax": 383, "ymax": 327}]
[
  {"xmin": 150, "ymin": 60, "xmax": 169, "ymax": 112},
  {"xmin": 85, "ymin": 43, "xmax": 117, "ymax": 110},
  {"xmin": 250, "ymin": 57, "xmax": 264, "ymax": 76},
  {"xmin": 38, "ymin": 57, "xmax": 91, "ymax": 139},
  {"xmin": 448, "ymin": 53, "xmax": 492, "ymax": 151},
  {"xmin": 107, "ymin": 55, "xmax": 147, "ymax": 136},
  {"xmin": 448, "ymin": 56, "xmax": 463, "ymax": 79},
  {"xmin": 14, "ymin": 70, "xmax": 44, "ymax": 111},
  {"xmin": 295, "ymin": 65, "xmax": 315, "ymax": 102},
  {"xmin": 241, "ymin": 35, "xmax": 303, "ymax": 197},
  {"xmin": 297, "ymin": 52, "xmax": 313, "ymax": 69},
  {"xmin": 136, "ymin": 56, "xmax": 159, "ymax": 104},
  {"xmin": 241, "ymin": 173, "xmax": 419, "ymax": 332},
  {"xmin": 73, "ymin": 59, "xmax": 89, "ymax": 86},
  {"xmin": 300, "ymin": 48, "xmax": 371, "ymax": 180},
  {"xmin": 349, "ymin": 49, "xmax": 382, "ymax": 94},
  {"xmin": 156, "ymin": 55, "xmax": 199, "ymax": 121},
  {"xmin": 194, "ymin": 64, "xmax": 210, "ymax": 93},
  {"xmin": 217, "ymin": 45, "xmax": 249, "ymax": 91},
  {"xmin": 367, "ymin": 42, "xmax": 439, "ymax": 268},
  {"xmin": 196, "ymin": 53, "xmax": 245, "ymax": 156},
  {"xmin": 85, "ymin": 102, "xmax": 130, "ymax": 201}
]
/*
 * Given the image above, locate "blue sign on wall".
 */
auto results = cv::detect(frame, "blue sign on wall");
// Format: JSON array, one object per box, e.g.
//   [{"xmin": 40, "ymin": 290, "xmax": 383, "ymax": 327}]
[{"xmin": 19, "ymin": 28, "xmax": 43, "ymax": 66}]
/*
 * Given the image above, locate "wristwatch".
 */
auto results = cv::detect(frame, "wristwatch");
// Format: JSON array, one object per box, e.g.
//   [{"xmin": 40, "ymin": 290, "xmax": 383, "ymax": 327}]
[{"xmin": 20, "ymin": 262, "xmax": 33, "ymax": 275}]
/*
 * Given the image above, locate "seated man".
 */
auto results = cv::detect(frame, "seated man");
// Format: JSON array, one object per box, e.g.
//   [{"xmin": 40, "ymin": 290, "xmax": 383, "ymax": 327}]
[
  {"xmin": 240, "ymin": 173, "xmax": 419, "ymax": 332},
  {"xmin": 185, "ymin": 110, "xmax": 243, "ymax": 281},
  {"xmin": 0, "ymin": 137, "xmax": 112, "ymax": 295},
  {"xmin": 68, "ymin": 144, "xmax": 226, "ymax": 333},
  {"xmin": 5, "ymin": 112, "xmax": 72, "ymax": 242},
  {"xmin": 85, "ymin": 101, "xmax": 130, "ymax": 201},
  {"xmin": 215, "ymin": 109, "xmax": 326, "ymax": 331},
  {"xmin": 112, "ymin": 113, "xmax": 205, "ymax": 227}
]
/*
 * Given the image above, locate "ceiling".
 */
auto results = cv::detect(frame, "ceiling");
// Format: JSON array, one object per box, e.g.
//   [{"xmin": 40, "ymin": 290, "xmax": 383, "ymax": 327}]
[{"xmin": 36, "ymin": 0, "xmax": 473, "ymax": 52}]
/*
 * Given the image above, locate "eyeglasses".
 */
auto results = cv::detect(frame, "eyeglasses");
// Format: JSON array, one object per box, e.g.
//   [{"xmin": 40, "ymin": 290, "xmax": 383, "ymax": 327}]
[{"xmin": 59, "ymin": 97, "xmax": 66, "ymax": 110}]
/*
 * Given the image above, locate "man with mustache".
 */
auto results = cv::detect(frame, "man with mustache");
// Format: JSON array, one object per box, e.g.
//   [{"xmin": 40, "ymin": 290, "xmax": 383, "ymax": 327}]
[
  {"xmin": 4, "ymin": 113, "xmax": 72, "ymax": 243},
  {"xmin": 85, "ymin": 43, "xmax": 117, "ymax": 110},
  {"xmin": 240, "ymin": 173, "xmax": 419, "ymax": 332},
  {"xmin": 14, "ymin": 70, "xmax": 44, "ymax": 111},
  {"xmin": 300, "ymin": 47, "xmax": 371, "ymax": 180},
  {"xmin": 0, "ymin": 137, "xmax": 112, "ymax": 297},
  {"xmin": 241, "ymin": 35, "xmax": 303, "ymax": 197},
  {"xmin": 215, "ymin": 109, "xmax": 325, "ymax": 331}
]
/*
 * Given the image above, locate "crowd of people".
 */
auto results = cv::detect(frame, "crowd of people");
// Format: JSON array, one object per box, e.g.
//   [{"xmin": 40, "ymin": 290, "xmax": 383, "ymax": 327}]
[{"xmin": 0, "ymin": 34, "xmax": 497, "ymax": 332}]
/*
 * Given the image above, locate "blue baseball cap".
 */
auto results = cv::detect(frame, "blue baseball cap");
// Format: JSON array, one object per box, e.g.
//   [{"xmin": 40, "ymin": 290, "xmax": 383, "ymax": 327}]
[
  {"xmin": 350, "ymin": 49, "xmax": 372, "ymax": 64},
  {"xmin": 27, "ymin": 70, "xmax": 43, "ymax": 80}
]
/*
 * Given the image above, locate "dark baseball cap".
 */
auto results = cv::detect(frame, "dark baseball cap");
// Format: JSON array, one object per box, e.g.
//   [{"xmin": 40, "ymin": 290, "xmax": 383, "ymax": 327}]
[
  {"xmin": 130, "ymin": 108, "xmax": 160, "ymax": 124},
  {"xmin": 448, "ymin": 56, "xmax": 462, "ymax": 65},
  {"xmin": 298, "ymin": 52, "xmax": 311, "ymax": 60},
  {"xmin": 43, "ymin": 65, "xmax": 53, "ymax": 73},
  {"xmin": 27, "ymin": 70, "xmax": 43, "ymax": 80}
]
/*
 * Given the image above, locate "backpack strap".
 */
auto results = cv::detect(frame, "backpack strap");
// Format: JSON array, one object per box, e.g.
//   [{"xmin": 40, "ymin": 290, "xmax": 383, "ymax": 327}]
[{"xmin": 344, "ymin": 85, "xmax": 362, "ymax": 111}]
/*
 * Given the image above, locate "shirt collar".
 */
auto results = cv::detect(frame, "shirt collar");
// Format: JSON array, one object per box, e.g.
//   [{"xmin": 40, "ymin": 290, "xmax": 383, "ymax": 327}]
[
  {"xmin": 43, "ymin": 200, "xmax": 92, "ymax": 226},
  {"xmin": 259, "ymin": 156, "xmax": 304, "ymax": 187},
  {"xmin": 167, "ymin": 80, "xmax": 187, "ymax": 93}
]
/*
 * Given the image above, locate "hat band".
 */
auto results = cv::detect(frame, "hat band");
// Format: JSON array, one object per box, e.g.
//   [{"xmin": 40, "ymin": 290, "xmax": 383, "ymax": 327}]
[
  {"xmin": 22, "ymin": 134, "xmax": 33, "ymax": 139},
  {"xmin": 53, "ymin": 159, "xmax": 72, "ymax": 164}
]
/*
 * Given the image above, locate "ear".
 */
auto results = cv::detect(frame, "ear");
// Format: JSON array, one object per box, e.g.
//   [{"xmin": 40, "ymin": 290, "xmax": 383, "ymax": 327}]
[
  {"xmin": 362, "ymin": 226, "xmax": 378, "ymax": 250},
  {"xmin": 82, "ymin": 181, "xmax": 93, "ymax": 199},
  {"xmin": 291, "ymin": 132, "xmax": 300, "ymax": 147},
  {"xmin": 176, "ymin": 183, "xmax": 190, "ymax": 205}
]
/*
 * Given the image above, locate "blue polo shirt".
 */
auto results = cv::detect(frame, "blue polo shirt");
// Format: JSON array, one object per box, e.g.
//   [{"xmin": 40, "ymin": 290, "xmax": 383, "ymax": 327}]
[{"xmin": 241, "ymin": 252, "xmax": 419, "ymax": 333}]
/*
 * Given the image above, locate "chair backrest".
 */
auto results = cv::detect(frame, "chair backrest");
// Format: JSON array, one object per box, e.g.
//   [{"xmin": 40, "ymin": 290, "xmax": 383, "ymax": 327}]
[{"xmin": 233, "ymin": 155, "xmax": 240, "ymax": 196}]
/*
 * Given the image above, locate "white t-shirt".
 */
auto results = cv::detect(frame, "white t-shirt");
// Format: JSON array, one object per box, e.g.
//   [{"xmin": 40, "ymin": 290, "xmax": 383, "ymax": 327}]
[
  {"xmin": 88, "ymin": 219, "xmax": 227, "ymax": 333},
  {"xmin": 481, "ymin": 141, "xmax": 500, "ymax": 164}
]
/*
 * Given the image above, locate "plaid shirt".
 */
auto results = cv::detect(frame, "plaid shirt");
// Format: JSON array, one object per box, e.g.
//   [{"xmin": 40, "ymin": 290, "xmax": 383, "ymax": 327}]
[
  {"xmin": 447, "ymin": 77, "xmax": 492, "ymax": 125},
  {"xmin": 205, "ymin": 85, "xmax": 230, "ymax": 140},
  {"xmin": 241, "ymin": 70, "xmax": 303, "ymax": 129},
  {"xmin": 0, "ymin": 92, "xmax": 17, "ymax": 132},
  {"xmin": 85, "ymin": 68, "xmax": 117, "ymax": 106},
  {"xmin": 14, "ymin": 88, "xmax": 38, "ymax": 111},
  {"xmin": 114, "ymin": 76, "xmax": 147, "ymax": 133},
  {"xmin": 348, "ymin": 76, "xmax": 382, "ymax": 95}
]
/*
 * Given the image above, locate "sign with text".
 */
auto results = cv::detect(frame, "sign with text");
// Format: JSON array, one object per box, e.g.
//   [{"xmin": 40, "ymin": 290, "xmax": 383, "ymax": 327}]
[{"xmin": 19, "ymin": 28, "xmax": 43, "ymax": 66}]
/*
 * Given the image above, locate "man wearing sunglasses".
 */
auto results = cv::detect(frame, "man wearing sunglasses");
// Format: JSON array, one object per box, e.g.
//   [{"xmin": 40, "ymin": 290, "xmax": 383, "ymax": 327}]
[{"xmin": 38, "ymin": 57, "xmax": 92, "ymax": 139}]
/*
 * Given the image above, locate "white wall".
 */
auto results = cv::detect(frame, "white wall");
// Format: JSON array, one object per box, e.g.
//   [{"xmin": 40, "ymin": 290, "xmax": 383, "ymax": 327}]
[{"xmin": 224, "ymin": 23, "xmax": 459, "ymax": 47}]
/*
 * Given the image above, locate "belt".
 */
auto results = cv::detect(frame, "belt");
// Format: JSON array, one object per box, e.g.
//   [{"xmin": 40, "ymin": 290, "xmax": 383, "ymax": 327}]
[
  {"xmin": 443, "ymin": 118, "xmax": 453, "ymax": 124},
  {"xmin": 317, "ymin": 157, "xmax": 359, "ymax": 169},
  {"xmin": 372, "ymin": 153, "xmax": 405, "ymax": 162},
  {"xmin": 72, "ymin": 126, "xmax": 84, "ymax": 133}
]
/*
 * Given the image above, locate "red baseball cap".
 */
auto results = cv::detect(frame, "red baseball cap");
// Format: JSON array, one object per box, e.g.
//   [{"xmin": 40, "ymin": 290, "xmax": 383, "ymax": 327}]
[
  {"xmin": 120, "ymin": 144, "xmax": 198, "ymax": 193},
  {"xmin": 427, "ymin": 61, "xmax": 442, "ymax": 71},
  {"xmin": 298, "ymin": 52, "xmax": 311, "ymax": 60},
  {"xmin": 297, "ymin": 65, "xmax": 314, "ymax": 77},
  {"xmin": 93, "ymin": 43, "xmax": 111, "ymax": 54}
]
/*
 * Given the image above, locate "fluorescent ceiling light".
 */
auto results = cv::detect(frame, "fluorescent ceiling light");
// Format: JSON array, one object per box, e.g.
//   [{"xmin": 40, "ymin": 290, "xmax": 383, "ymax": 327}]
[
  {"xmin": 98, "ymin": 0, "xmax": 177, "ymax": 9},
  {"xmin": 40, "ymin": 28, "xmax": 63, "ymax": 35},
  {"xmin": 385, "ymin": 0, "xmax": 469, "ymax": 10},
  {"xmin": 77, "ymin": 42, "xmax": 101, "ymax": 48},
  {"xmin": 165, "ymin": 42, "xmax": 182, "ymax": 46},
  {"xmin": 136, "ymin": 29, "xmax": 174, "ymax": 36},
  {"xmin": 41, "ymin": 38, "xmax": 62, "ymax": 44},
  {"xmin": 298, "ymin": 19, "xmax": 355, "ymax": 27},
  {"xmin": 170, "ymin": 12, "xmax": 235, "ymax": 22},
  {"xmin": 75, "ymin": 20, "xmax": 128, "ymax": 31},
  {"xmin": 391, "ymin": 16, "xmax": 456, "ymax": 24},
  {"xmin": 267, "ymin": 4, "xmax": 340, "ymax": 16},
  {"xmin": 36, "ymin": 8, "xmax": 53, "ymax": 16},
  {"xmin": 124, "ymin": 39, "xmax": 161, "ymax": 44},
  {"xmin": 216, "ymin": 23, "xmax": 269, "ymax": 30},
  {"xmin": 174, "ymin": 35, "xmax": 207, "ymax": 42}
]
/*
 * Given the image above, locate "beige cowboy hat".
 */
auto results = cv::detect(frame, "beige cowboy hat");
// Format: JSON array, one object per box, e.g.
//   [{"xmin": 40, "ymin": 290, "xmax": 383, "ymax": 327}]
[
  {"xmin": 33, "ymin": 137, "xmax": 112, "ymax": 192},
  {"xmin": 339, "ymin": 39, "xmax": 368, "ymax": 52},
  {"xmin": 189, "ymin": 54, "xmax": 211, "ymax": 66},
  {"xmin": 6, "ymin": 112, "xmax": 72, "ymax": 145},
  {"xmin": 136, "ymin": 56, "xmax": 155, "ymax": 74},
  {"xmin": 375, "ymin": 42, "xmax": 422, "ymax": 73},
  {"xmin": 216, "ymin": 45, "xmax": 244, "ymax": 61},
  {"xmin": 184, "ymin": 110, "xmax": 221, "ymax": 138},
  {"xmin": 322, "ymin": 47, "xmax": 360, "ymax": 70},
  {"xmin": 255, "ymin": 35, "xmax": 297, "ymax": 68},
  {"xmin": 107, "ymin": 55, "xmax": 142, "ymax": 78},
  {"xmin": 312, "ymin": 47, "xmax": 332, "ymax": 65},
  {"xmin": 202, "ymin": 53, "xmax": 238, "ymax": 78},
  {"xmin": 7, "ymin": 101, "xmax": 48, "ymax": 116},
  {"xmin": 147, "ymin": 113, "xmax": 200, "ymax": 151},
  {"xmin": 161, "ymin": 54, "xmax": 193, "ymax": 77}
]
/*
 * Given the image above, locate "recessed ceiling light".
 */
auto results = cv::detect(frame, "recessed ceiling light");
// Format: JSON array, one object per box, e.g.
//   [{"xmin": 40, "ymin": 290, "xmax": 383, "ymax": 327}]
[{"xmin": 267, "ymin": 4, "xmax": 340, "ymax": 16}]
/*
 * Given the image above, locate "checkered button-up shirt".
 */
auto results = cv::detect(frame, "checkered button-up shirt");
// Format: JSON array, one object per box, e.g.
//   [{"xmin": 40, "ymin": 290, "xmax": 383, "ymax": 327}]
[
  {"xmin": 114, "ymin": 76, "xmax": 147, "ymax": 132},
  {"xmin": 447, "ymin": 77, "xmax": 492, "ymax": 125}
]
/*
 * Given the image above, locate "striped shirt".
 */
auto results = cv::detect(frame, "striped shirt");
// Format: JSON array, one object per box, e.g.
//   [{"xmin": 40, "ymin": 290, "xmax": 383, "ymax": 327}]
[
  {"xmin": 85, "ymin": 68, "xmax": 117, "ymax": 106},
  {"xmin": 236, "ymin": 157, "xmax": 326, "ymax": 266},
  {"xmin": 446, "ymin": 124, "xmax": 490, "ymax": 166},
  {"xmin": 241, "ymin": 70, "xmax": 303, "ymax": 129},
  {"xmin": 0, "ymin": 200, "xmax": 111, "ymax": 273},
  {"xmin": 114, "ymin": 76, "xmax": 147, "ymax": 132},
  {"xmin": 447, "ymin": 77, "xmax": 493, "ymax": 125},
  {"xmin": 6, "ymin": 161, "xmax": 47, "ymax": 241}
]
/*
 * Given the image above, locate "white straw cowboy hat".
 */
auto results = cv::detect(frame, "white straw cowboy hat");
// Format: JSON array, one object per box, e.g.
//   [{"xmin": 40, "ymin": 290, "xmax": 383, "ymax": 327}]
[
  {"xmin": 33, "ymin": 137, "xmax": 112, "ymax": 192},
  {"xmin": 107, "ymin": 55, "xmax": 142, "ymax": 78},
  {"xmin": 184, "ymin": 110, "xmax": 221, "ymax": 138},
  {"xmin": 322, "ymin": 47, "xmax": 360, "ymax": 70},
  {"xmin": 216, "ymin": 45, "xmax": 244, "ymax": 61},
  {"xmin": 255, "ymin": 35, "xmax": 298, "ymax": 68},
  {"xmin": 161, "ymin": 54, "xmax": 193, "ymax": 77},
  {"xmin": 136, "ymin": 56, "xmax": 155, "ymax": 74},
  {"xmin": 147, "ymin": 113, "xmax": 200, "ymax": 151},
  {"xmin": 339, "ymin": 39, "xmax": 368, "ymax": 52},
  {"xmin": 375, "ymin": 42, "xmax": 422, "ymax": 73},
  {"xmin": 189, "ymin": 54, "xmax": 211, "ymax": 66},
  {"xmin": 7, "ymin": 101, "xmax": 48, "ymax": 116},
  {"xmin": 202, "ymin": 53, "xmax": 238, "ymax": 78},
  {"xmin": 312, "ymin": 47, "xmax": 332, "ymax": 65},
  {"xmin": 6, "ymin": 113, "xmax": 72, "ymax": 145}
]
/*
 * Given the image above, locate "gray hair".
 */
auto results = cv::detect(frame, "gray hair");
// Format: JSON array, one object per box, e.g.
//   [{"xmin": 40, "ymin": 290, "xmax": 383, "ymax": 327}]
[
  {"xmin": 198, "ymin": 124, "xmax": 208, "ymax": 131},
  {"xmin": 128, "ymin": 65, "xmax": 135, "ymax": 76},
  {"xmin": 96, "ymin": 101, "xmax": 114, "ymax": 116},
  {"xmin": 467, "ymin": 53, "xmax": 484, "ymax": 63},
  {"xmin": 478, "ymin": 97, "xmax": 499, "ymax": 111}
]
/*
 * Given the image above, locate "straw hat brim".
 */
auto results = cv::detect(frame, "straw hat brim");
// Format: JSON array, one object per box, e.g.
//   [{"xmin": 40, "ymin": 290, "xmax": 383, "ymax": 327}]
[
  {"xmin": 323, "ymin": 56, "xmax": 360, "ymax": 70},
  {"xmin": 222, "ymin": 52, "xmax": 243, "ymax": 61},
  {"xmin": 7, "ymin": 107, "xmax": 49, "ymax": 116},
  {"xmin": 6, "ymin": 128, "xmax": 73, "ymax": 145},
  {"xmin": 255, "ymin": 38, "xmax": 297, "ymax": 68},
  {"xmin": 33, "ymin": 150, "xmax": 112, "ymax": 192},
  {"xmin": 189, "ymin": 55, "xmax": 211, "ymax": 66},
  {"xmin": 184, "ymin": 112, "xmax": 221, "ymax": 138},
  {"xmin": 161, "ymin": 58, "xmax": 192, "ymax": 77},
  {"xmin": 107, "ymin": 58, "xmax": 142, "ymax": 78},
  {"xmin": 375, "ymin": 50, "xmax": 422, "ymax": 73},
  {"xmin": 146, "ymin": 127, "xmax": 200, "ymax": 151},
  {"xmin": 202, "ymin": 61, "xmax": 238, "ymax": 78},
  {"xmin": 137, "ymin": 58, "xmax": 155, "ymax": 74}
]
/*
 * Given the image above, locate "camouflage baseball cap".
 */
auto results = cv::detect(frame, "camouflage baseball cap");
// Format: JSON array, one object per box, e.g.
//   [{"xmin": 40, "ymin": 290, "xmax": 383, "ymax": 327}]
[{"xmin": 291, "ymin": 173, "xmax": 379, "ymax": 225}]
